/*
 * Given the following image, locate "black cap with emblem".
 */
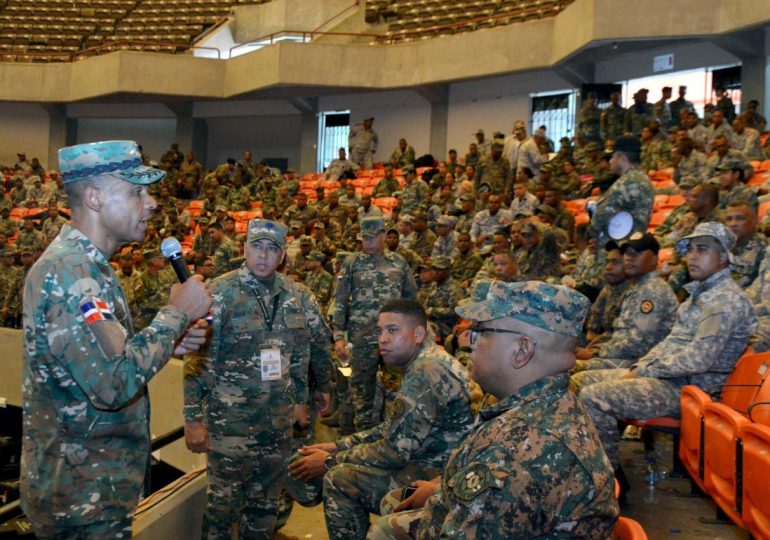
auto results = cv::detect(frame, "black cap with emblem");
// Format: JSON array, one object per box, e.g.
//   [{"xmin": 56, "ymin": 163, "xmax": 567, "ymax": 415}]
[{"xmin": 619, "ymin": 231, "xmax": 659, "ymax": 255}]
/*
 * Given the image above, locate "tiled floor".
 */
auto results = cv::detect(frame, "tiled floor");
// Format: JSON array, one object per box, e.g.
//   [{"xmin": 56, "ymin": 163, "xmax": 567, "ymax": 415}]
[{"xmin": 279, "ymin": 425, "xmax": 749, "ymax": 539}]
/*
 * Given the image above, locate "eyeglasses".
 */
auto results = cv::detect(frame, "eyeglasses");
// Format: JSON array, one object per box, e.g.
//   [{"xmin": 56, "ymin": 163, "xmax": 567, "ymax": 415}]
[{"xmin": 469, "ymin": 326, "xmax": 534, "ymax": 345}]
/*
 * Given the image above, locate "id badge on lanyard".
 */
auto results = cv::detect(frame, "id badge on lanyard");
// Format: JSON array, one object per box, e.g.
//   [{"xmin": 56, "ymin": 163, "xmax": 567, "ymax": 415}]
[{"xmin": 256, "ymin": 292, "xmax": 282, "ymax": 381}]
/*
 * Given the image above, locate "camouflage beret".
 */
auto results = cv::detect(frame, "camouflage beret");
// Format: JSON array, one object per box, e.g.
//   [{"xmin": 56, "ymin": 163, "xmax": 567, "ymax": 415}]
[
  {"xmin": 359, "ymin": 216, "xmax": 385, "ymax": 238},
  {"xmin": 676, "ymin": 221, "xmax": 737, "ymax": 264},
  {"xmin": 284, "ymin": 453, "xmax": 323, "ymax": 507},
  {"xmin": 431, "ymin": 256, "xmax": 452, "ymax": 270},
  {"xmin": 246, "ymin": 219, "xmax": 288, "ymax": 249},
  {"xmin": 456, "ymin": 280, "xmax": 590, "ymax": 338}
]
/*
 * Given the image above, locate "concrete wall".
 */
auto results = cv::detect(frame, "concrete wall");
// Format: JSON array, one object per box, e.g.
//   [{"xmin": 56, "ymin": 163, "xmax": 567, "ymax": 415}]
[
  {"xmin": 232, "ymin": 0, "xmax": 355, "ymax": 43},
  {"xmin": 0, "ymin": 103, "xmax": 51, "ymax": 168},
  {"xmin": 76, "ymin": 118, "xmax": 179, "ymax": 164}
]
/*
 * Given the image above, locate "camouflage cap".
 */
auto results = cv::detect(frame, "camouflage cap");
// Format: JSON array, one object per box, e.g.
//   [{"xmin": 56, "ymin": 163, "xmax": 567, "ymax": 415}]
[
  {"xmin": 676, "ymin": 221, "xmax": 737, "ymax": 264},
  {"xmin": 585, "ymin": 142, "xmax": 600, "ymax": 152},
  {"xmin": 246, "ymin": 219, "xmax": 288, "ymax": 249},
  {"xmin": 458, "ymin": 193, "xmax": 476, "ymax": 203},
  {"xmin": 284, "ymin": 453, "xmax": 323, "ymax": 507},
  {"xmin": 359, "ymin": 216, "xmax": 385, "ymax": 238},
  {"xmin": 715, "ymin": 154, "xmax": 749, "ymax": 172},
  {"xmin": 313, "ymin": 221, "xmax": 325, "ymax": 230},
  {"xmin": 335, "ymin": 250, "xmax": 354, "ymax": 262},
  {"xmin": 399, "ymin": 214, "xmax": 414, "ymax": 225},
  {"xmin": 308, "ymin": 250, "xmax": 326, "ymax": 262},
  {"xmin": 58, "ymin": 140, "xmax": 165, "ymax": 185},
  {"xmin": 678, "ymin": 175, "xmax": 701, "ymax": 190},
  {"xmin": 413, "ymin": 210, "xmax": 428, "ymax": 222},
  {"xmin": 535, "ymin": 204, "xmax": 557, "ymax": 218},
  {"xmin": 299, "ymin": 235, "xmax": 314, "ymax": 246},
  {"xmin": 215, "ymin": 205, "xmax": 227, "ymax": 213},
  {"xmin": 436, "ymin": 215, "xmax": 456, "ymax": 228},
  {"xmin": 142, "ymin": 249, "xmax": 163, "ymax": 261},
  {"xmin": 402, "ymin": 165, "xmax": 415, "ymax": 174},
  {"xmin": 289, "ymin": 220, "xmax": 304, "ymax": 230},
  {"xmin": 456, "ymin": 280, "xmax": 590, "ymax": 338},
  {"xmin": 431, "ymin": 255, "xmax": 452, "ymax": 270}
]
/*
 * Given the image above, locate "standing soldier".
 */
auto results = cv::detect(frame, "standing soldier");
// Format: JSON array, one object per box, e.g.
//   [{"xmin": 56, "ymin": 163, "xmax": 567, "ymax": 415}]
[
  {"xmin": 578, "ymin": 92, "xmax": 602, "ymax": 143},
  {"xmin": 474, "ymin": 141, "xmax": 512, "ymax": 196},
  {"xmin": 184, "ymin": 219, "xmax": 331, "ymax": 539},
  {"xmin": 600, "ymin": 92, "xmax": 626, "ymax": 143},
  {"xmin": 21, "ymin": 140, "xmax": 211, "ymax": 539},
  {"xmin": 653, "ymin": 87, "xmax": 673, "ymax": 131},
  {"xmin": 332, "ymin": 216, "xmax": 418, "ymax": 431},
  {"xmin": 587, "ymin": 136, "xmax": 655, "ymax": 241},
  {"xmin": 304, "ymin": 251, "xmax": 335, "ymax": 307},
  {"xmin": 349, "ymin": 116, "xmax": 379, "ymax": 169}
]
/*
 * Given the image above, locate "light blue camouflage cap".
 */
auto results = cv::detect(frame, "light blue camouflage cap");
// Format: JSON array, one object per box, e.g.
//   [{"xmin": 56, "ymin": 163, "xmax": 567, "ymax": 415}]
[
  {"xmin": 246, "ymin": 219, "xmax": 288, "ymax": 249},
  {"xmin": 456, "ymin": 280, "xmax": 590, "ymax": 338},
  {"xmin": 676, "ymin": 221, "xmax": 737, "ymax": 264},
  {"xmin": 359, "ymin": 216, "xmax": 385, "ymax": 238},
  {"xmin": 58, "ymin": 140, "xmax": 165, "ymax": 185}
]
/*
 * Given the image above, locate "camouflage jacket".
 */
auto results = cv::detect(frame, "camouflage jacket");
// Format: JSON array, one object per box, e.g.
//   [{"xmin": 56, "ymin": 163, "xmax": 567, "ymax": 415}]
[
  {"xmin": 450, "ymin": 251, "xmax": 483, "ymax": 285},
  {"xmin": 417, "ymin": 374, "xmax": 618, "ymax": 539},
  {"xmin": 601, "ymin": 104, "xmax": 626, "ymax": 142},
  {"xmin": 635, "ymin": 268, "xmax": 757, "ymax": 390},
  {"xmin": 587, "ymin": 167, "xmax": 654, "ymax": 239},
  {"xmin": 728, "ymin": 233, "xmax": 766, "ymax": 289},
  {"xmin": 304, "ymin": 267, "xmax": 335, "ymax": 308},
  {"xmin": 586, "ymin": 280, "xmax": 632, "ymax": 336},
  {"xmin": 425, "ymin": 278, "xmax": 467, "ymax": 323},
  {"xmin": 401, "ymin": 179, "xmax": 430, "ymax": 215},
  {"xmin": 184, "ymin": 266, "xmax": 331, "ymax": 435},
  {"xmin": 596, "ymin": 271, "xmax": 678, "ymax": 360},
  {"xmin": 332, "ymin": 250, "xmax": 417, "ymax": 342},
  {"xmin": 335, "ymin": 339, "xmax": 474, "ymax": 471},
  {"xmin": 131, "ymin": 267, "xmax": 176, "ymax": 330},
  {"xmin": 21, "ymin": 224, "xmax": 189, "ymax": 528}
]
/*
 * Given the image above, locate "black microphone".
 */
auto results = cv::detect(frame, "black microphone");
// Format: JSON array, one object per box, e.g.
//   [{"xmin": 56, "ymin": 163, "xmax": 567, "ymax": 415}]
[{"xmin": 160, "ymin": 237, "xmax": 192, "ymax": 283}]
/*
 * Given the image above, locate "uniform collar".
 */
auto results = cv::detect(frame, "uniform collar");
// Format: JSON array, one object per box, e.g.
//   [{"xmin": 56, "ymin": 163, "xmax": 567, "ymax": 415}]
[
  {"xmin": 238, "ymin": 264, "xmax": 289, "ymax": 296},
  {"xmin": 479, "ymin": 373, "xmax": 568, "ymax": 421},
  {"xmin": 683, "ymin": 267, "xmax": 732, "ymax": 297},
  {"xmin": 58, "ymin": 223, "xmax": 110, "ymax": 266}
]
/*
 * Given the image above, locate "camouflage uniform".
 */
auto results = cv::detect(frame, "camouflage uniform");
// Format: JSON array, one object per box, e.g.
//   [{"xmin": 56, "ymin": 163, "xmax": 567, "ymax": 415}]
[
  {"xmin": 474, "ymin": 155, "xmax": 511, "ymax": 195},
  {"xmin": 424, "ymin": 272, "xmax": 467, "ymax": 338},
  {"xmin": 450, "ymin": 250, "xmax": 483, "ymax": 285},
  {"xmin": 676, "ymin": 150, "xmax": 708, "ymax": 184},
  {"xmin": 373, "ymin": 176, "xmax": 401, "ymax": 198},
  {"xmin": 131, "ymin": 266, "xmax": 175, "ymax": 330},
  {"xmin": 625, "ymin": 102, "xmax": 654, "ymax": 138},
  {"xmin": 431, "ymin": 233, "xmax": 457, "ymax": 260},
  {"xmin": 15, "ymin": 227, "xmax": 48, "ymax": 252},
  {"xmin": 22, "ymin": 224, "xmax": 190, "ymax": 537},
  {"xmin": 372, "ymin": 281, "xmax": 618, "ymax": 539},
  {"xmin": 304, "ymin": 265, "xmax": 335, "ymax": 307},
  {"xmin": 642, "ymin": 137, "xmax": 672, "ymax": 171},
  {"xmin": 719, "ymin": 182, "xmax": 758, "ymax": 211},
  {"xmin": 577, "ymin": 271, "xmax": 678, "ymax": 372},
  {"xmin": 401, "ymin": 177, "xmax": 430, "ymax": 215},
  {"xmin": 577, "ymin": 265, "xmax": 757, "ymax": 467},
  {"xmin": 184, "ymin": 264, "xmax": 331, "ymax": 539},
  {"xmin": 283, "ymin": 203, "xmax": 319, "ymax": 229},
  {"xmin": 601, "ymin": 103, "xmax": 626, "ymax": 142},
  {"xmin": 212, "ymin": 237, "xmax": 238, "ymax": 275},
  {"xmin": 587, "ymin": 167, "xmax": 654, "ymax": 239},
  {"xmin": 349, "ymin": 122, "xmax": 379, "ymax": 169},
  {"xmin": 192, "ymin": 229, "xmax": 215, "ymax": 258},
  {"xmin": 333, "ymin": 233, "xmax": 418, "ymax": 430},
  {"xmin": 409, "ymin": 229, "xmax": 436, "ymax": 260},
  {"xmin": 586, "ymin": 280, "xmax": 632, "ymax": 339},
  {"xmin": 323, "ymin": 339, "xmax": 474, "ymax": 540},
  {"xmin": 746, "ymin": 247, "xmax": 770, "ymax": 351},
  {"xmin": 578, "ymin": 103, "xmax": 602, "ymax": 143},
  {"xmin": 731, "ymin": 233, "xmax": 768, "ymax": 288},
  {"xmin": 469, "ymin": 209, "xmax": 511, "ymax": 246}
]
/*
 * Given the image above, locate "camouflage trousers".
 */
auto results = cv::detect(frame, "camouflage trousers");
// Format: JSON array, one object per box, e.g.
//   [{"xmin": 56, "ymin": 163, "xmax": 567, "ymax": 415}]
[
  {"xmin": 571, "ymin": 357, "xmax": 635, "ymax": 381},
  {"xmin": 351, "ymin": 148, "xmax": 374, "ymax": 169},
  {"xmin": 31, "ymin": 519, "xmax": 132, "ymax": 539},
  {"xmin": 323, "ymin": 462, "xmax": 438, "ymax": 540},
  {"xmin": 203, "ymin": 433, "xmax": 292, "ymax": 539},
  {"xmin": 575, "ymin": 368, "xmax": 680, "ymax": 468},
  {"xmin": 367, "ymin": 488, "xmax": 424, "ymax": 540},
  {"xmin": 350, "ymin": 339, "xmax": 385, "ymax": 431},
  {"xmin": 752, "ymin": 316, "xmax": 770, "ymax": 353}
]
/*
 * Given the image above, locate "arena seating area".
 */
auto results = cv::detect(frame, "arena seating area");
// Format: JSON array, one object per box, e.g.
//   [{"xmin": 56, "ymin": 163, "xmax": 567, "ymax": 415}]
[
  {"xmin": 367, "ymin": 0, "xmax": 575, "ymax": 43},
  {"xmin": 0, "ymin": 0, "xmax": 267, "ymax": 61}
]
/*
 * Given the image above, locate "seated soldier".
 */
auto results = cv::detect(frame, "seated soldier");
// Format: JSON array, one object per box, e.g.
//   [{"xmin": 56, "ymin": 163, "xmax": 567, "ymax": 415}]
[
  {"xmin": 574, "ymin": 233, "xmax": 678, "ymax": 372},
  {"xmin": 285, "ymin": 300, "xmax": 474, "ymax": 540},
  {"xmin": 575, "ymin": 222, "xmax": 757, "ymax": 500},
  {"xmin": 723, "ymin": 202, "xmax": 768, "ymax": 288},
  {"xmin": 369, "ymin": 281, "xmax": 619, "ymax": 539}
]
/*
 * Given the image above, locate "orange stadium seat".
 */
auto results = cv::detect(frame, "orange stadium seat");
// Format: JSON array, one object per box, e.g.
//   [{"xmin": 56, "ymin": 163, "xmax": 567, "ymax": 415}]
[
  {"xmin": 679, "ymin": 350, "xmax": 769, "ymax": 492},
  {"xmin": 613, "ymin": 517, "xmax": 648, "ymax": 540},
  {"xmin": 9, "ymin": 208, "xmax": 28, "ymax": 220},
  {"xmin": 758, "ymin": 159, "xmax": 770, "ymax": 172},
  {"xmin": 702, "ymin": 375, "xmax": 770, "ymax": 527},
  {"xmin": 741, "ymin": 404, "xmax": 770, "ymax": 540},
  {"xmin": 759, "ymin": 201, "xmax": 770, "ymax": 221},
  {"xmin": 373, "ymin": 196, "xmax": 397, "ymax": 212},
  {"xmin": 664, "ymin": 194, "xmax": 685, "ymax": 208},
  {"xmin": 653, "ymin": 194, "xmax": 669, "ymax": 211}
]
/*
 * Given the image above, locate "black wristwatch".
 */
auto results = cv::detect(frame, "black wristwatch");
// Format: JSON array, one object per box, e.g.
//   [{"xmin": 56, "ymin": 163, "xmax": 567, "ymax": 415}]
[{"xmin": 324, "ymin": 453, "xmax": 337, "ymax": 471}]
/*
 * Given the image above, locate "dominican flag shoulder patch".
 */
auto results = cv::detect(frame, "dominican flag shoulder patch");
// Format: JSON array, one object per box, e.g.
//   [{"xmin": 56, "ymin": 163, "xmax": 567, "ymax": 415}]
[{"xmin": 79, "ymin": 298, "xmax": 115, "ymax": 324}]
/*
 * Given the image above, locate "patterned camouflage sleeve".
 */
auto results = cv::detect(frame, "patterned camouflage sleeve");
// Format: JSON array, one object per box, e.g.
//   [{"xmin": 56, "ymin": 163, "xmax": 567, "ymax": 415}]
[
  {"xmin": 400, "ymin": 256, "xmax": 418, "ymax": 299},
  {"xmin": 334, "ymin": 366, "xmax": 442, "ymax": 469},
  {"xmin": 30, "ymin": 255, "xmax": 189, "ymax": 411},
  {"xmin": 296, "ymin": 282, "xmax": 333, "ymax": 394},
  {"xmin": 331, "ymin": 258, "xmax": 353, "ymax": 340},
  {"xmin": 335, "ymin": 424, "xmax": 386, "ymax": 452},
  {"xmin": 636, "ymin": 299, "xmax": 756, "ymax": 379},
  {"xmin": 586, "ymin": 286, "xmax": 609, "ymax": 334}
]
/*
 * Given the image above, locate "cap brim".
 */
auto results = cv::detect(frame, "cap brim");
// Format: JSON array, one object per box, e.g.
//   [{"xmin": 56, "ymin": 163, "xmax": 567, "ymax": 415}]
[
  {"xmin": 103, "ymin": 166, "xmax": 166, "ymax": 185},
  {"xmin": 455, "ymin": 298, "xmax": 502, "ymax": 322}
]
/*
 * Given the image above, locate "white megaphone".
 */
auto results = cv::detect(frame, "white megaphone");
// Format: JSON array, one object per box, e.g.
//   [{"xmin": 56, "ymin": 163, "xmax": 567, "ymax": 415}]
[{"xmin": 607, "ymin": 211, "xmax": 634, "ymax": 240}]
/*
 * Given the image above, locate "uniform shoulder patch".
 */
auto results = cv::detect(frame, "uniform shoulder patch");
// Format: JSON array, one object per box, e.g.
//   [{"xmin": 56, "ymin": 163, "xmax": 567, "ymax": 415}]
[
  {"xmin": 640, "ymin": 300, "xmax": 654, "ymax": 314},
  {"xmin": 79, "ymin": 297, "xmax": 115, "ymax": 324},
  {"xmin": 454, "ymin": 462, "xmax": 494, "ymax": 501},
  {"xmin": 388, "ymin": 397, "xmax": 407, "ymax": 420}
]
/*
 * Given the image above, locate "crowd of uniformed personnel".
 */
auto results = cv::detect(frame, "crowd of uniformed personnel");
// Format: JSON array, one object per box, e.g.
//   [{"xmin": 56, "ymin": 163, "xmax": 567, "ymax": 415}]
[{"xmin": 6, "ymin": 87, "xmax": 770, "ymax": 538}]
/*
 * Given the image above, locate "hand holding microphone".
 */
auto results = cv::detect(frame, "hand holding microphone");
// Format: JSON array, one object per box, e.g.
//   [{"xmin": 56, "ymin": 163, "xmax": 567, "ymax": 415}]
[{"xmin": 162, "ymin": 237, "xmax": 213, "ymax": 329}]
